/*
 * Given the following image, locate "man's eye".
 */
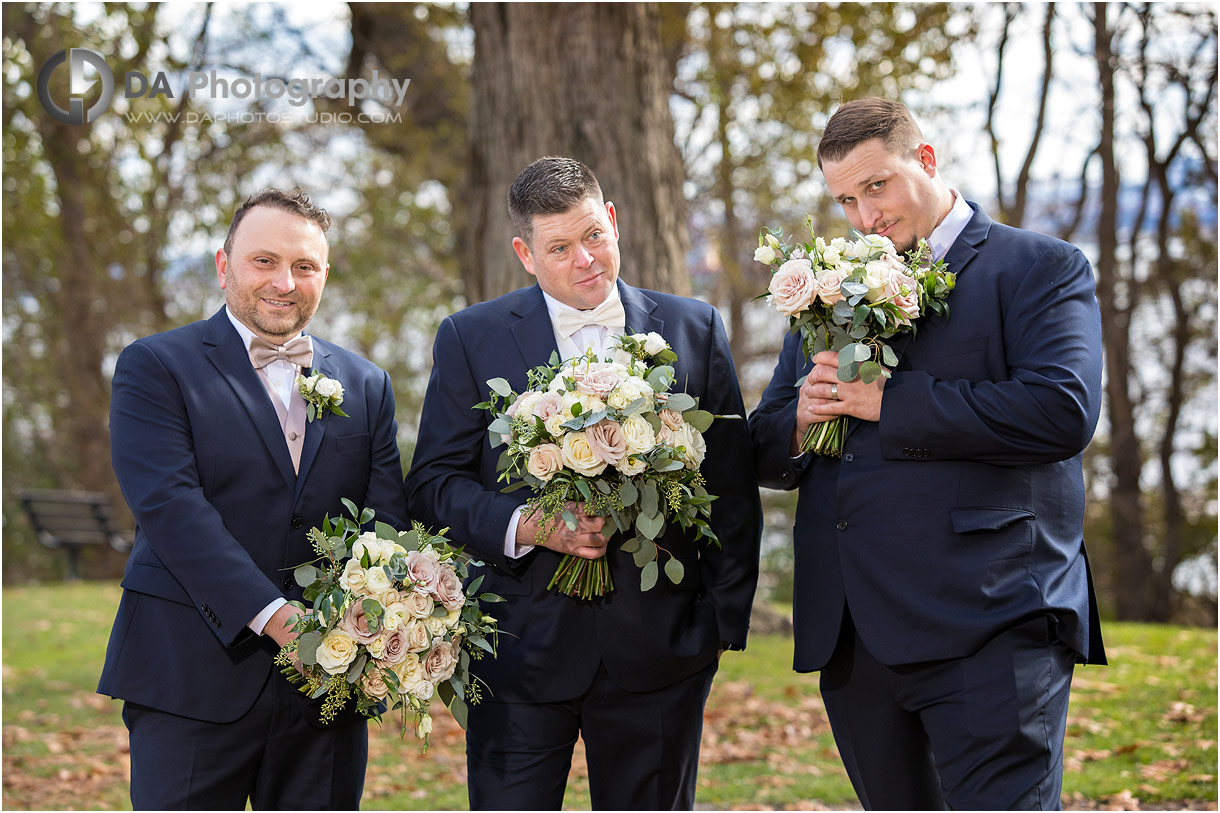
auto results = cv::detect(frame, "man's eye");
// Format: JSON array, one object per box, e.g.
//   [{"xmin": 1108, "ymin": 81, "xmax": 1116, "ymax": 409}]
[{"xmin": 870, "ymin": 181, "xmax": 885, "ymax": 191}]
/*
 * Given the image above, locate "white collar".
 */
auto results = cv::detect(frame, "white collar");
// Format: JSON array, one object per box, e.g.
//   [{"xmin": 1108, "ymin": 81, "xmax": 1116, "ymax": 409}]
[
  {"xmin": 928, "ymin": 190, "xmax": 973, "ymax": 261},
  {"xmin": 539, "ymin": 284, "xmax": 623, "ymax": 323}
]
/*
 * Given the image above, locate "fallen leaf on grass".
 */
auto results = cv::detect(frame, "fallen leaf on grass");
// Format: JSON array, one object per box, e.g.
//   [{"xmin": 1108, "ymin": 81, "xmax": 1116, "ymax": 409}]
[{"xmin": 1165, "ymin": 702, "xmax": 1207, "ymax": 724}]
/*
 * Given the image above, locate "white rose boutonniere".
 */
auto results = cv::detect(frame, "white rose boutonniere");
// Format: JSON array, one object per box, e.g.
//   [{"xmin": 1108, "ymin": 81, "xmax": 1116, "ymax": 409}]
[{"xmin": 296, "ymin": 369, "xmax": 349, "ymax": 422}]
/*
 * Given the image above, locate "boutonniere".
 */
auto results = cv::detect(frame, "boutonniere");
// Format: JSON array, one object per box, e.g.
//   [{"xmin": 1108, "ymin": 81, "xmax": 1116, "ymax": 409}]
[{"xmin": 296, "ymin": 369, "xmax": 349, "ymax": 422}]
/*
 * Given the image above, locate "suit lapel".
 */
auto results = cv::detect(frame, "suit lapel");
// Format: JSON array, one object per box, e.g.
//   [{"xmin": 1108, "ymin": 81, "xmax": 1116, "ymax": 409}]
[
  {"xmin": 508, "ymin": 286, "xmax": 560, "ymax": 377},
  {"xmin": 295, "ymin": 338, "xmax": 332, "ymax": 498},
  {"xmin": 619, "ymin": 281, "xmax": 664, "ymax": 338},
  {"xmin": 203, "ymin": 310, "xmax": 296, "ymax": 490}
]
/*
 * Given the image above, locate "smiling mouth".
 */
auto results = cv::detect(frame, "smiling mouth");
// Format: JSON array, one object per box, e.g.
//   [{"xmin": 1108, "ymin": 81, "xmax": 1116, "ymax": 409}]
[
  {"xmin": 575, "ymin": 271, "xmax": 604, "ymax": 286},
  {"xmin": 261, "ymin": 298, "xmax": 298, "ymax": 309}
]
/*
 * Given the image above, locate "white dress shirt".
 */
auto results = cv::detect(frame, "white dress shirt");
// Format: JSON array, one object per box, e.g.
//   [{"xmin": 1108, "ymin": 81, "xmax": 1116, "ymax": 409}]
[
  {"xmin": 501, "ymin": 287, "xmax": 626, "ymax": 558},
  {"xmin": 929, "ymin": 190, "xmax": 973, "ymax": 262},
  {"xmin": 225, "ymin": 307, "xmax": 300, "ymax": 635}
]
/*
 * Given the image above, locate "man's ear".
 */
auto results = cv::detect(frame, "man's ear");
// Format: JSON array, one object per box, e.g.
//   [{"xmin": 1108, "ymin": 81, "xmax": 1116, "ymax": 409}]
[
  {"xmin": 512, "ymin": 236, "xmax": 536, "ymax": 277},
  {"xmin": 216, "ymin": 249, "xmax": 229, "ymax": 288},
  {"xmin": 916, "ymin": 143, "xmax": 938, "ymax": 177}
]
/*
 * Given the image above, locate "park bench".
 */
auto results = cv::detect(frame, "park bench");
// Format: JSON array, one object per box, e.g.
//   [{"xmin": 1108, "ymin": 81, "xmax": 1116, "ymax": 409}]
[{"xmin": 17, "ymin": 489, "xmax": 133, "ymax": 579}]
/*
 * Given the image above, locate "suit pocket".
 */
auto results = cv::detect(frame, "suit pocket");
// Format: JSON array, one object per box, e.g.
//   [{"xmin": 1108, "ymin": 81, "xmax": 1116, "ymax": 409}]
[
  {"xmin": 122, "ymin": 561, "xmax": 193, "ymax": 607},
  {"xmin": 918, "ymin": 334, "xmax": 990, "ymax": 380},
  {"xmin": 950, "ymin": 507, "xmax": 1035, "ymax": 533},
  {"xmin": 336, "ymin": 433, "xmax": 370, "ymax": 453}
]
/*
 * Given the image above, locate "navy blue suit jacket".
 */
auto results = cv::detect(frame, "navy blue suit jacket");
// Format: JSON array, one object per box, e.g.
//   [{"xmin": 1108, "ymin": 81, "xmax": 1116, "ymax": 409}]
[
  {"xmin": 749, "ymin": 204, "xmax": 1106, "ymax": 671},
  {"xmin": 405, "ymin": 281, "xmax": 762, "ymax": 702},
  {"xmin": 98, "ymin": 308, "xmax": 408, "ymax": 723}
]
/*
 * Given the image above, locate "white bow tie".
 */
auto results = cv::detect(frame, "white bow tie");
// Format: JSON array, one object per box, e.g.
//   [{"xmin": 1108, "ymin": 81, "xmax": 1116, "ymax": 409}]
[{"xmin": 554, "ymin": 297, "xmax": 626, "ymax": 340}]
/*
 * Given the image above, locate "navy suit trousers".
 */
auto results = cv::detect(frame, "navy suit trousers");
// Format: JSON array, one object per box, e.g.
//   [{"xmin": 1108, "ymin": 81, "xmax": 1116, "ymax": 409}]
[{"xmin": 820, "ymin": 607, "xmax": 1075, "ymax": 810}]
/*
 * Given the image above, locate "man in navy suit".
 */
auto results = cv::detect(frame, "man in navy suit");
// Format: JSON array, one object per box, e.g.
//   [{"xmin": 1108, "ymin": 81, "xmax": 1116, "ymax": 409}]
[
  {"xmin": 750, "ymin": 99, "xmax": 1106, "ymax": 810},
  {"xmin": 98, "ymin": 188, "xmax": 408, "ymax": 809},
  {"xmin": 405, "ymin": 157, "xmax": 762, "ymax": 810}
]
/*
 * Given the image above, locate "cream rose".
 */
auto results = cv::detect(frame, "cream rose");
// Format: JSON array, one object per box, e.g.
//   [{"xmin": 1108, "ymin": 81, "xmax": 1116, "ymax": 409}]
[
  {"xmin": 621, "ymin": 414, "xmax": 657, "ymax": 457},
  {"xmin": 531, "ymin": 391, "xmax": 564, "ymax": 423},
  {"xmin": 316, "ymin": 629, "xmax": 358, "ymax": 675},
  {"xmin": 677, "ymin": 424, "xmax": 707, "ymax": 469},
  {"xmin": 606, "ymin": 376, "xmax": 654, "ymax": 410},
  {"xmin": 507, "ymin": 390, "xmax": 542, "ymax": 419},
  {"xmin": 365, "ymin": 565, "xmax": 392, "ymax": 594},
  {"xmin": 366, "ymin": 632, "xmax": 388, "ymax": 659},
  {"xmin": 404, "ymin": 619, "xmax": 431, "ymax": 653},
  {"xmin": 561, "ymin": 432, "xmax": 608, "ymax": 476},
  {"xmin": 314, "ymin": 377, "xmax": 343, "ymax": 403},
  {"xmin": 352, "ymin": 531, "xmax": 380, "ymax": 564},
  {"xmin": 391, "ymin": 652, "xmax": 422, "ymax": 686},
  {"xmin": 753, "ymin": 244, "xmax": 777, "ymax": 265},
  {"xmin": 768, "ymin": 258, "xmax": 818, "ymax": 317},
  {"xmin": 616, "ymin": 454, "xmax": 647, "ymax": 476},
  {"xmin": 401, "ymin": 589, "xmax": 435, "ymax": 619},
  {"xmin": 408, "ymin": 679, "xmax": 435, "ymax": 701},
  {"xmin": 641, "ymin": 332, "xmax": 670, "ymax": 355},
  {"xmin": 526, "ymin": 443, "xmax": 564, "ymax": 482},
  {"xmin": 584, "ymin": 420, "xmax": 626, "ymax": 466},
  {"xmin": 338, "ymin": 559, "xmax": 369, "ymax": 596}
]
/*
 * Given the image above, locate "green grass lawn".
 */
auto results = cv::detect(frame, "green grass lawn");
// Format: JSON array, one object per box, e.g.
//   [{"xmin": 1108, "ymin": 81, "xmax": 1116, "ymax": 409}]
[{"xmin": 3, "ymin": 581, "xmax": 1216, "ymax": 810}]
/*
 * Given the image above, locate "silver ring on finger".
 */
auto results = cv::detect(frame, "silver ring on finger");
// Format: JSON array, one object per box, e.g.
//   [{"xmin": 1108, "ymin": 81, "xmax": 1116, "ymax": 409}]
[{"xmin": 830, "ymin": 383, "xmax": 839, "ymax": 400}]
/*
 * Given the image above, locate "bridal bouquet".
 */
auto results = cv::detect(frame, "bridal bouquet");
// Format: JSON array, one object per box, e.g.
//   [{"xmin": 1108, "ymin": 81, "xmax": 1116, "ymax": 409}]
[
  {"xmin": 755, "ymin": 220, "xmax": 956, "ymax": 456},
  {"xmin": 275, "ymin": 501, "xmax": 501, "ymax": 747},
  {"xmin": 476, "ymin": 332, "xmax": 721, "ymax": 599}
]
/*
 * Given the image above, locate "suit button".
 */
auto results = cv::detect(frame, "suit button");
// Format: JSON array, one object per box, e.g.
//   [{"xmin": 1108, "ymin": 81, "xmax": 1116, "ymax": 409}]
[
  {"xmin": 844, "ymin": 453, "xmax": 854, "ymax": 462},
  {"xmin": 291, "ymin": 515, "xmax": 304, "ymax": 529},
  {"xmin": 836, "ymin": 520, "xmax": 848, "ymax": 531},
  {"xmin": 902, "ymin": 447, "xmax": 912, "ymax": 456},
  {"xmin": 282, "ymin": 575, "xmax": 293, "ymax": 590}
]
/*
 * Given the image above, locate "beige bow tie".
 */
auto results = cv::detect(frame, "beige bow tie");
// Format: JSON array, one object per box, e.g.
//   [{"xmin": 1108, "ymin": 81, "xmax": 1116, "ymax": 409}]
[
  {"xmin": 248, "ymin": 335, "xmax": 313, "ymax": 370},
  {"xmin": 554, "ymin": 297, "xmax": 626, "ymax": 340}
]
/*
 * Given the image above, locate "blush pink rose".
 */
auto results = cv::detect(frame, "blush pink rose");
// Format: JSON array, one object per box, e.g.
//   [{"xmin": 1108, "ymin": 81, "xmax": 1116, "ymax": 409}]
[
  {"xmin": 433, "ymin": 567, "xmax": 465, "ymax": 611},
  {"xmin": 531, "ymin": 392, "xmax": 564, "ymax": 422},
  {"xmin": 361, "ymin": 670, "xmax": 390, "ymax": 700},
  {"xmin": 576, "ymin": 363, "xmax": 622, "ymax": 398},
  {"xmin": 527, "ymin": 443, "xmax": 563, "ymax": 482},
  {"xmin": 584, "ymin": 420, "xmax": 626, "ymax": 465},
  {"xmin": 815, "ymin": 266, "xmax": 849, "ymax": 305},
  {"xmin": 422, "ymin": 640, "xmax": 459, "ymax": 684},
  {"xmin": 339, "ymin": 599, "xmax": 380, "ymax": 644},
  {"xmin": 768, "ymin": 258, "xmax": 818, "ymax": 317},
  {"xmin": 405, "ymin": 550, "xmax": 441, "ymax": 593},
  {"xmin": 659, "ymin": 409, "xmax": 685, "ymax": 432},
  {"xmin": 379, "ymin": 627, "xmax": 409, "ymax": 665}
]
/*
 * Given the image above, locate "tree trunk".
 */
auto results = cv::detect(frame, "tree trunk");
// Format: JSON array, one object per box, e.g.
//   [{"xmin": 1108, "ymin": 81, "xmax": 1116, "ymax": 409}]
[
  {"xmin": 1092, "ymin": 2, "xmax": 1151, "ymax": 620},
  {"xmin": 464, "ymin": 2, "xmax": 690, "ymax": 303}
]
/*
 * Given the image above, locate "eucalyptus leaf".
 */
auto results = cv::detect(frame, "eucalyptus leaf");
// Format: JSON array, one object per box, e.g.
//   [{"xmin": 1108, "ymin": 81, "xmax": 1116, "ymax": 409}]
[
  {"xmin": 297, "ymin": 631, "xmax": 322, "ymax": 665},
  {"xmin": 487, "ymin": 377, "xmax": 512, "ymax": 397},
  {"xmin": 294, "ymin": 564, "xmax": 319, "ymax": 588},
  {"xmin": 636, "ymin": 511, "xmax": 664, "ymax": 540},
  {"xmin": 881, "ymin": 344, "xmax": 899, "ymax": 367},
  {"xmin": 859, "ymin": 361, "xmax": 884, "ymax": 384},
  {"xmin": 840, "ymin": 361, "xmax": 860, "ymax": 381},
  {"xmin": 683, "ymin": 410, "xmax": 714, "ymax": 433},
  {"xmin": 853, "ymin": 343, "xmax": 872, "ymax": 362},
  {"xmin": 374, "ymin": 521, "xmax": 398, "ymax": 541},
  {"xmin": 664, "ymin": 557, "xmax": 685, "ymax": 585},
  {"xmin": 632, "ymin": 537, "xmax": 657, "ymax": 567},
  {"xmin": 665, "ymin": 392, "xmax": 697, "ymax": 413},
  {"xmin": 619, "ymin": 480, "xmax": 638, "ymax": 507},
  {"xmin": 641, "ymin": 482, "xmax": 659, "ymax": 517},
  {"xmin": 562, "ymin": 508, "xmax": 578, "ymax": 530},
  {"xmin": 640, "ymin": 560, "xmax": 659, "ymax": 591}
]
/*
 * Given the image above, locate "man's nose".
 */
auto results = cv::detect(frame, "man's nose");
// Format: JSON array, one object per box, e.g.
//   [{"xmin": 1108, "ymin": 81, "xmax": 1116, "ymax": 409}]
[
  {"xmin": 269, "ymin": 264, "xmax": 296, "ymax": 292},
  {"xmin": 858, "ymin": 199, "xmax": 884, "ymax": 230},
  {"xmin": 572, "ymin": 245, "xmax": 594, "ymax": 268}
]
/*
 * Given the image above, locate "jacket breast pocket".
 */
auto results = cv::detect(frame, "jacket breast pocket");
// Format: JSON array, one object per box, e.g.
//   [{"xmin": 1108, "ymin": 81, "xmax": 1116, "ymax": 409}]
[{"xmin": 336, "ymin": 433, "xmax": 370, "ymax": 454}]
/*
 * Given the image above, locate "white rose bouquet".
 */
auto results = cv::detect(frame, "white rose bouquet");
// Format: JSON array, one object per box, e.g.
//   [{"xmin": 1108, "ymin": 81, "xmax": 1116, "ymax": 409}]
[
  {"xmin": 756, "ymin": 220, "xmax": 956, "ymax": 456},
  {"xmin": 274, "ymin": 501, "xmax": 502, "ymax": 748},
  {"xmin": 476, "ymin": 332, "xmax": 722, "ymax": 600}
]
